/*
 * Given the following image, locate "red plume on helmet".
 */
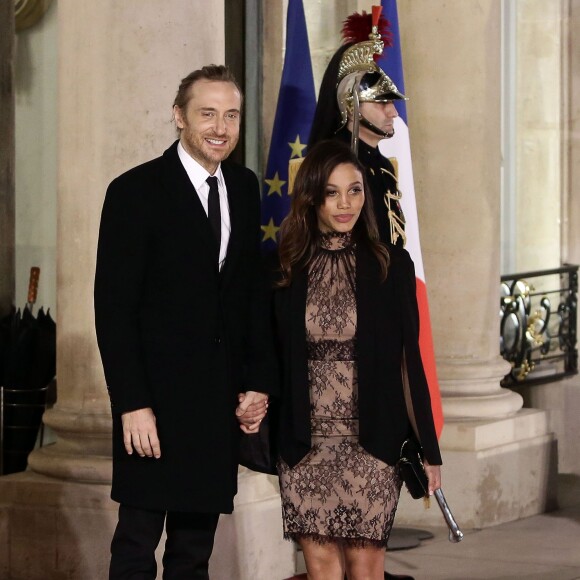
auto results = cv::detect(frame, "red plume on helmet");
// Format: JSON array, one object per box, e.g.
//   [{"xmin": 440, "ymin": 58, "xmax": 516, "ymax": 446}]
[{"xmin": 341, "ymin": 6, "xmax": 393, "ymax": 61}]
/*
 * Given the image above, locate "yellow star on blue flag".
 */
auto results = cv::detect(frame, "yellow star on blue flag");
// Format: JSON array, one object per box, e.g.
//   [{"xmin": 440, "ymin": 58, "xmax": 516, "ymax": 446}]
[
  {"xmin": 261, "ymin": 218, "xmax": 280, "ymax": 243},
  {"xmin": 288, "ymin": 135, "xmax": 307, "ymax": 159},
  {"xmin": 265, "ymin": 172, "xmax": 286, "ymax": 197},
  {"xmin": 260, "ymin": 0, "xmax": 316, "ymax": 253}
]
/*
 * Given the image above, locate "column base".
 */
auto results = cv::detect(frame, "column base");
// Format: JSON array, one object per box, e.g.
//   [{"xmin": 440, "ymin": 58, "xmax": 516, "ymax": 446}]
[
  {"xmin": 28, "ymin": 444, "xmax": 113, "ymax": 483},
  {"xmin": 26, "ymin": 407, "xmax": 113, "ymax": 483},
  {"xmin": 394, "ymin": 409, "xmax": 558, "ymax": 529},
  {"xmin": 438, "ymin": 355, "xmax": 524, "ymax": 419},
  {"xmin": 0, "ymin": 470, "xmax": 116, "ymax": 579},
  {"xmin": 0, "ymin": 468, "xmax": 295, "ymax": 580},
  {"xmin": 441, "ymin": 389, "xmax": 524, "ymax": 420},
  {"xmin": 513, "ymin": 376, "xmax": 580, "ymax": 474}
]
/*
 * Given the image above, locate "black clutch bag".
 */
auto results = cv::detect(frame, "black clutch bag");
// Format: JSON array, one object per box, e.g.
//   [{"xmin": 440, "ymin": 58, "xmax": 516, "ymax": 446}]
[
  {"xmin": 398, "ymin": 437, "xmax": 429, "ymax": 499},
  {"xmin": 238, "ymin": 414, "xmax": 278, "ymax": 475}
]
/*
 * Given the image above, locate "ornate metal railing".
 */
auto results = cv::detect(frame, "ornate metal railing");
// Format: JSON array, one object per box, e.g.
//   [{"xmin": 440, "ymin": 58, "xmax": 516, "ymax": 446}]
[{"xmin": 500, "ymin": 264, "xmax": 578, "ymax": 387}]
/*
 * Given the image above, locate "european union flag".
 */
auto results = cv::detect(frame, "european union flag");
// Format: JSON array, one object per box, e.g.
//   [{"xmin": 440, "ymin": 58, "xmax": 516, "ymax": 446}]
[{"xmin": 260, "ymin": 0, "xmax": 316, "ymax": 252}]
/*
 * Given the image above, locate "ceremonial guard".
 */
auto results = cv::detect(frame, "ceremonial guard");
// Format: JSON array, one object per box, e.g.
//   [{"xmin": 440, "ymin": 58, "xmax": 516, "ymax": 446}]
[{"xmin": 309, "ymin": 8, "xmax": 407, "ymax": 248}]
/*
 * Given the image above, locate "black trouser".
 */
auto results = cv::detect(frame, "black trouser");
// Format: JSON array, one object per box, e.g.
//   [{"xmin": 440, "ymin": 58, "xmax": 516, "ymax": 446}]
[{"xmin": 109, "ymin": 504, "xmax": 220, "ymax": 580}]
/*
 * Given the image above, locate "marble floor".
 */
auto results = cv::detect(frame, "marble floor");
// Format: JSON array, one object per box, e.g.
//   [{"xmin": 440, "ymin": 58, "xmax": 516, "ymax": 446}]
[{"xmin": 287, "ymin": 474, "xmax": 580, "ymax": 580}]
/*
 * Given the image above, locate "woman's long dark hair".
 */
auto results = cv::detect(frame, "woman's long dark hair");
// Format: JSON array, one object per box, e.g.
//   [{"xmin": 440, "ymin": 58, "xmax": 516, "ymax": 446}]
[{"xmin": 278, "ymin": 140, "xmax": 389, "ymax": 287}]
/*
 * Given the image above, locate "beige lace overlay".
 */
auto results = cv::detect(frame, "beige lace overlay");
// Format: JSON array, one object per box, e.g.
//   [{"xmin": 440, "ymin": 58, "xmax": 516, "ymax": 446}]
[{"xmin": 279, "ymin": 232, "xmax": 402, "ymax": 547}]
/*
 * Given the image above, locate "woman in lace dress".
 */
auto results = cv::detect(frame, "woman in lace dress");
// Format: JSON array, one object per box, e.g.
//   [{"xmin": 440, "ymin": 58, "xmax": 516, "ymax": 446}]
[{"xmin": 271, "ymin": 140, "xmax": 442, "ymax": 580}]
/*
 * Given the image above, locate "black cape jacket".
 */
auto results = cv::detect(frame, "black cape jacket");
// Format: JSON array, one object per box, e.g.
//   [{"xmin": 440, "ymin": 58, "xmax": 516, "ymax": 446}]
[{"xmin": 271, "ymin": 244, "xmax": 442, "ymax": 468}]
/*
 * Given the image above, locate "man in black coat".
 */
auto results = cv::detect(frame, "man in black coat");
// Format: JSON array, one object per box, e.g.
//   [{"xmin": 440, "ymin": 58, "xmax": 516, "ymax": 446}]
[{"xmin": 94, "ymin": 65, "xmax": 278, "ymax": 579}]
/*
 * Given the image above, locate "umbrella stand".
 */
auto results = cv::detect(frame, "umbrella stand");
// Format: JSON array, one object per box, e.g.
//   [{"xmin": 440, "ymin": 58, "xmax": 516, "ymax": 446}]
[
  {"xmin": 0, "ymin": 267, "xmax": 56, "ymax": 476},
  {"xmin": 0, "ymin": 384, "xmax": 50, "ymax": 475}
]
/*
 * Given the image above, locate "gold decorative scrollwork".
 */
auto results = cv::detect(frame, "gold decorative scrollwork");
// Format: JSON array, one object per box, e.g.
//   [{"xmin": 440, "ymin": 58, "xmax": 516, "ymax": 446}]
[
  {"xmin": 517, "ymin": 359, "xmax": 534, "ymax": 381},
  {"xmin": 500, "ymin": 265, "xmax": 578, "ymax": 387}
]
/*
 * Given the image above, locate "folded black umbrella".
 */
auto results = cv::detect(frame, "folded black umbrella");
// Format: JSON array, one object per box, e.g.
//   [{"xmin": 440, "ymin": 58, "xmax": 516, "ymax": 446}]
[{"xmin": 2, "ymin": 307, "xmax": 56, "ymax": 391}]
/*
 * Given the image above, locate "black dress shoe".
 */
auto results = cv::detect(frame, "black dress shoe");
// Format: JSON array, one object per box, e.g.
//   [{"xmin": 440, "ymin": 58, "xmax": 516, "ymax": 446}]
[{"xmin": 384, "ymin": 572, "xmax": 415, "ymax": 580}]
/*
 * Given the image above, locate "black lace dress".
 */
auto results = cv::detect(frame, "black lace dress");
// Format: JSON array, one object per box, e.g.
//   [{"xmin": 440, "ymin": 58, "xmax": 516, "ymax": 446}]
[{"xmin": 278, "ymin": 231, "xmax": 402, "ymax": 547}]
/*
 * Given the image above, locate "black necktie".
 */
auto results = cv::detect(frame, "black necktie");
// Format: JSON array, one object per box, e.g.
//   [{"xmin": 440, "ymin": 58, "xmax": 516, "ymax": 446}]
[{"xmin": 206, "ymin": 176, "xmax": 221, "ymax": 251}]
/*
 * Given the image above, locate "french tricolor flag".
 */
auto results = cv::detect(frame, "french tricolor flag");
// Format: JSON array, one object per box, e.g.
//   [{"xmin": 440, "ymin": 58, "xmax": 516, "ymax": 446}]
[{"xmin": 377, "ymin": 0, "xmax": 444, "ymax": 436}]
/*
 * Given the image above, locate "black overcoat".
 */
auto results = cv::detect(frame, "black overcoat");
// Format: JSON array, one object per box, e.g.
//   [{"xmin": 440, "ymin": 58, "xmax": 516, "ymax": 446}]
[
  {"xmin": 94, "ymin": 141, "xmax": 278, "ymax": 514},
  {"xmin": 271, "ymin": 244, "xmax": 442, "ymax": 469}
]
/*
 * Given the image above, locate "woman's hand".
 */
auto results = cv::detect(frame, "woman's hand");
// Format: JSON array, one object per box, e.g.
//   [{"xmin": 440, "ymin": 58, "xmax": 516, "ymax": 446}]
[
  {"xmin": 236, "ymin": 391, "xmax": 269, "ymax": 434},
  {"xmin": 423, "ymin": 459, "xmax": 441, "ymax": 495}
]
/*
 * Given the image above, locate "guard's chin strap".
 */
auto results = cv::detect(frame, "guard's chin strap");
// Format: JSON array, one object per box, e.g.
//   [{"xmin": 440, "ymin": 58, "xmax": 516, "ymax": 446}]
[{"xmin": 360, "ymin": 115, "xmax": 395, "ymax": 139}]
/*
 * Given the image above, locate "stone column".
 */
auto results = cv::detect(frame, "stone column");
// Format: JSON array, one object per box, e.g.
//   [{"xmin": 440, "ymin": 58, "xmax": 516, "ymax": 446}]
[
  {"xmin": 513, "ymin": 0, "xmax": 563, "ymax": 273},
  {"xmin": 559, "ymin": 0, "xmax": 580, "ymax": 476},
  {"xmin": 393, "ymin": 0, "xmax": 556, "ymax": 528},
  {"xmin": 0, "ymin": 0, "xmax": 15, "ymax": 316},
  {"xmin": 0, "ymin": 2, "xmax": 292, "ymax": 578},
  {"xmin": 504, "ymin": 0, "xmax": 580, "ymax": 480}
]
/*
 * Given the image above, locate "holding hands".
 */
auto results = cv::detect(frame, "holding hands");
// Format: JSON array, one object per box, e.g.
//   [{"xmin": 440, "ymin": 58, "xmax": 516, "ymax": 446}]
[
  {"xmin": 121, "ymin": 392, "xmax": 270, "ymax": 458},
  {"xmin": 236, "ymin": 391, "xmax": 268, "ymax": 434}
]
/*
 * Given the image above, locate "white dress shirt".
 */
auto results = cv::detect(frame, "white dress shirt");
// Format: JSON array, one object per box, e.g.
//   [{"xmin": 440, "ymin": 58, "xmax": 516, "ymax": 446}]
[{"xmin": 177, "ymin": 141, "xmax": 231, "ymax": 270}]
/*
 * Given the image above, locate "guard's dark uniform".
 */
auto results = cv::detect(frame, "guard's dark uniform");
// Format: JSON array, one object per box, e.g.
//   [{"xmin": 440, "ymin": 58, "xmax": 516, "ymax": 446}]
[{"xmin": 336, "ymin": 128, "xmax": 405, "ymax": 248}]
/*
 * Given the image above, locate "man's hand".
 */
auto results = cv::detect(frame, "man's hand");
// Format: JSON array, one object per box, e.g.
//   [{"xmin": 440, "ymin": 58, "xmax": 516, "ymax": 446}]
[
  {"xmin": 121, "ymin": 407, "xmax": 161, "ymax": 458},
  {"xmin": 423, "ymin": 459, "xmax": 441, "ymax": 495},
  {"xmin": 236, "ymin": 391, "xmax": 268, "ymax": 434}
]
